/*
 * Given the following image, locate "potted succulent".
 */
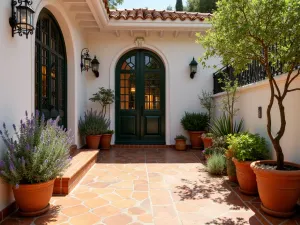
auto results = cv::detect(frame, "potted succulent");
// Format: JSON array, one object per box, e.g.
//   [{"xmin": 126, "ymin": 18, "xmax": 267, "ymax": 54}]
[
  {"xmin": 201, "ymin": 133, "xmax": 214, "ymax": 149},
  {"xmin": 174, "ymin": 135, "xmax": 187, "ymax": 151},
  {"xmin": 180, "ymin": 112, "xmax": 209, "ymax": 149},
  {"xmin": 100, "ymin": 129, "xmax": 114, "ymax": 150},
  {"xmin": 79, "ymin": 109, "xmax": 109, "ymax": 149},
  {"xmin": 0, "ymin": 111, "xmax": 72, "ymax": 216},
  {"xmin": 227, "ymin": 133, "xmax": 269, "ymax": 195}
]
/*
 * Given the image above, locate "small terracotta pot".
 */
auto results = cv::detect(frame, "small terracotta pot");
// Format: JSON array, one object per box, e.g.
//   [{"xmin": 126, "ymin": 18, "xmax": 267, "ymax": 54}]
[
  {"xmin": 202, "ymin": 137, "xmax": 213, "ymax": 149},
  {"xmin": 101, "ymin": 134, "xmax": 113, "ymax": 150},
  {"xmin": 251, "ymin": 160, "xmax": 300, "ymax": 218},
  {"xmin": 175, "ymin": 139, "xmax": 186, "ymax": 151},
  {"xmin": 86, "ymin": 135, "xmax": 102, "ymax": 149},
  {"xmin": 188, "ymin": 131, "xmax": 205, "ymax": 149},
  {"xmin": 233, "ymin": 158, "xmax": 257, "ymax": 195},
  {"xmin": 12, "ymin": 179, "xmax": 55, "ymax": 216}
]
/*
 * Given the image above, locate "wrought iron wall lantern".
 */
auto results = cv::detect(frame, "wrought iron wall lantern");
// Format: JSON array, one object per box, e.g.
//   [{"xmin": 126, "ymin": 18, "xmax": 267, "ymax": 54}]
[
  {"xmin": 81, "ymin": 48, "xmax": 100, "ymax": 77},
  {"xmin": 9, "ymin": 0, "xmax": 35, "ymax": 39},
  {"xmin": 189, "ymin": 57, "xmax": 198, "ymax": 79}
]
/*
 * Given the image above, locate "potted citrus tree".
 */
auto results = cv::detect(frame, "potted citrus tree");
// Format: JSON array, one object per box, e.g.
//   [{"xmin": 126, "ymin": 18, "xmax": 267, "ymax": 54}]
[
  {"xmin": 228, "ymin": 133, "xmax": 269, "ymax": 195},
  {"xmin": 174, "ymin": 135, "xmax": 187, "ymax": 151},
  {"xmin": 79, "ymin": 109, "xmax": 109, "ymax": 149},
  {"xmin": 101, "ymin": 129, "xmax": 114, "ymax": 150},
  {"xmin": 198, "ymin": 0, "xmax": 300, "ymax": 217},
  {"xmin": 180, "ymin": 112, "xmax": 209, "ymax": 149},
  {"xmin": 0, "ymin": 111, "xmax": 72, "ymax": 216}
]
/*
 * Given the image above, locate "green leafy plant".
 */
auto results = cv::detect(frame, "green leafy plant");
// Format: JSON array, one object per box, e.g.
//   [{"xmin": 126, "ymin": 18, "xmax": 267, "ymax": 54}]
[
  {"xmin": 227, "ymin": 133, "xmax": 269, "ymax": 162},
  {"xmin": 181, "ymin": 112, "xmax": 209, "ymax": 131},
  {"xmin": 104, "ymin": 130, "xmax": 114, "ymax": 135},
  {"xmin": 175, "ymin": 135, "xmax": 187, "ymax": 140},
  {"xmin": 0, "ymin": 111, "xmax": 72, "ymax": 186},
  {"xmin": 210, "ymin": 113, "xmax": 244, "ymax": 137},
  {"xmin": 201, "ymin": 133, "xmax": 214, "ymax": 138},
  {"xmin": 197, "ymin": 0, "xmax": 300, "ymax": 169},
  {"xmin": 79, "ymin": 109, "xmax": 110, "ymax": 136},
  {"xmin": 206, "ymin": 153, "xmax": 226, "ymax": 175},
  {"xmin": 89, "ymin": 87, "xmax": 115, "ymax": 117},
  {"xmin": 225, "ymin": 149, "xmax": 236, "ymax": 177},
  {"xmin": 203, "ymin": 147, "xmax": 226, "ymax": 157},
  {"xmin": 199, "ymin": 91, "xmax": 215, "ymax": 127}
]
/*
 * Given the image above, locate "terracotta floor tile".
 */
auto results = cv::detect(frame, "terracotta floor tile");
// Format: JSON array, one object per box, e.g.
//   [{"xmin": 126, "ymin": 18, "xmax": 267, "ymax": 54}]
[
  {"xmin": 54, "ymin": 197, "xmax": 82, "ymax": 208},
  {"xmin": 92, "ymin": 205, "xmax": 121, "ymax": 217},
  {"xmin": 61, "ymin": 205, "xmax": 89, "ymax": 217},
  {"xmin": 137, "ymin": 214, "xmax": 153, "ymax": 223},
  {"xmin": 69, "ymin": 212, "xmax": 101, "ymax": 225},
  {"xmin": 154, "ymin": 217, "xmax": 181, "ymax": 225},
  {"xmin": 132, "ymin": 192, "xmax": 148, "ymax": 201},
  {"xmin": 112, "ymin": 199, "xmax": 137, "ymax": 209},
  {"xmin": 103, "ymin": 213, "xmax": 132, "ymax": 225},
  {"xmin": 128, "ymin": 207, "xmax": 146, "ymax": 215},
  {"xmin": 153, "ymin": 205, "xmax": 177, "ymax": 218},
  {"xmin": 83, "ymin": 197, "xmax": 109, "ymax": 208},
  {"xmin": 150, "ymin": 190, "xmax": 173, "ymax": 205}
]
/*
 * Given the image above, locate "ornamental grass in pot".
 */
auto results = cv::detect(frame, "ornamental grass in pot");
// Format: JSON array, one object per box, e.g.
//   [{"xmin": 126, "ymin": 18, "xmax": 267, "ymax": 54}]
[
  {"xmin": 79, "ymin": 109, "xmax": 109, "ymax": 149},
  {"xmin": 228, "ymin": 133, "xmax": 269, "ymax": 195},
  {"xmin": 0, "ymin": 111, "xmax": 72, "ymax": 216},
  {"xmin": 174, "ymin": 135, "xmax": 187, "ymax": 151},
  {"xmin": 181, "ymin": 112, "xmax": 209, "ymax": 149},
  {"xmin": 100, "ymin": 130, "xmax": 114, "ymax": 150}
]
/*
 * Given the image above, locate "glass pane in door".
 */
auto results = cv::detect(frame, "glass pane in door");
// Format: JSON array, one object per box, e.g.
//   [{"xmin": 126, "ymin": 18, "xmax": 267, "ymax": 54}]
[
  {"xmin": 144, "ymin": 73, "xmax": 160, "ymax": 110},
  {"xmin": 120, "ymin": 73, "xmax": 136, "ymax": 110}
]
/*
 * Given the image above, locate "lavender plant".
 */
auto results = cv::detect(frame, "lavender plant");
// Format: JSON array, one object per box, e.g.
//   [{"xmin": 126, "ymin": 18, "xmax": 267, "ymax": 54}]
[{"xmin": 0, "ymin": 111, "xmax": 72, "ymax": 187}]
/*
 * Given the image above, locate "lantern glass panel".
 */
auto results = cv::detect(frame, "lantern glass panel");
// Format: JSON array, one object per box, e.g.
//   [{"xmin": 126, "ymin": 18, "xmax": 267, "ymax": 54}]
[
  {"xmin": 92, "ymin": 63, "xmax": 99, "ymax": 71},
  {"xmin": 16, "ymin": 6, "xmax": 34, "ymax": 31},
  {"xmin": 84, "ymin": 58, "xmax": 91, "ymax": 69}
]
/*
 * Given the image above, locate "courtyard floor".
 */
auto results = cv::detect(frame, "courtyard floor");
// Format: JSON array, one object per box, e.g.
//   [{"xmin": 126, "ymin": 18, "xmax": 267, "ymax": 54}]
[{"xmin": 2, "ymin": 148, "xmax": 300, "ymax": 225}]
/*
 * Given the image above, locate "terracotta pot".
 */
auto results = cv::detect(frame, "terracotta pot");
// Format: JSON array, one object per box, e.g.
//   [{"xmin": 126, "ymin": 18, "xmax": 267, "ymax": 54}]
[
  {"xmin": 251, "ymin": 160, "xmax": 300, "ymax": 218},
  {"xmin": 175, "ymin": 139, "xmax": 186, "ymax": 151},
  {"xmin": 228, "ymin": 175, "xmax": 238, "ymax": 183},
  {"xmin": 86, "ymin": 135, "xmax": 101, "ymax": 149},
  {"xmin": 12, "ymin": 179, "xmax": 55, "ymax": 216},
  {"xmin": 233, "ymin": 158, "xmax": 257, "ymax": 195},
  {"xmin": 202, "ymin": 137, "xmax": 213, "ymax": 149},
  {"xmin": 205, "ymin": 155, "xmax": 211, "ymax": 160},
  {"xmin": 188, "ymin": 131, "xmax": 205, "ymax": 149},
  {"xmin": 101, "ymin": 134, "xmax": 113, "ymax": 150}
]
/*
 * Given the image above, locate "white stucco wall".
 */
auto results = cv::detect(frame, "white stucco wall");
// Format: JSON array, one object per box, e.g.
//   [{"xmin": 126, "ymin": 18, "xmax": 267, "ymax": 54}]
[
  {"xmin": 0, "ymin": 0, "xmax": 87, "ymax": 211},
  {"xmin": 214, "ymin": 74, "xmax": 300, "ymax": 164},
  {"xmin": 87, "ymin": 32, "xmax": 219, "ymax": 145}
]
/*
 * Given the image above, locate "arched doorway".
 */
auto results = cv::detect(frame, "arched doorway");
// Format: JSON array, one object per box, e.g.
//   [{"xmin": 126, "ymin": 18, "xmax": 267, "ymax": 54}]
[
  {"xmin": 115, "ymin": 49, "xmax": 165, "ymax": 144},
  {"xmin": 35, "ymin": 9, "xmax": 67, "ymax": 127}
]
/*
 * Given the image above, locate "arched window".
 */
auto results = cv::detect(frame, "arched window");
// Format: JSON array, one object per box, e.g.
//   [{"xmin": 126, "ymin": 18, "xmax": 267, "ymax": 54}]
[{"xmin": 35, "ymin": 9, "xmax": 67, "ymax": 127}]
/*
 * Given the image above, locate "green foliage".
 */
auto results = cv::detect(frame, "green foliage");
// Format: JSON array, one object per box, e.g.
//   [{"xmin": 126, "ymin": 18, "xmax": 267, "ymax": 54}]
[
  {"xmin": 89, "ymin": 87, "xmax": 115, "ymax": 117},
  {"xmin": 108, "ymin": 0, "xmax": 123, "ymax": 9},
  {"xmin": 227, "ymin": 133, "xmax": 269, "ymax": 162},
  {"xmin": 0, "ymin": 111, "xmax": 72, "ymax": 186},
  {"xmin": 210, "ymin": 113, "xmax": 244, "ymax": 136},
  {"xmin": 187, "ymin": 0, "xmax": 217, "ymax": 13},
  {"xmin": 199, "ymin": 91, "xmax": 215, "ymax": 125},
  {"xmin": 176, "ymin": 0, "xmax": 183, "ymax": 11},
  {"xmin": 181, "ymin": 112, "xmax": 209, "ymax": 131},
  {"xmin": 203, "ymin": 147, "xmax": 226, "ymax": 157},
  {"xmin": 166, "ymin": 5, "xmax": 173, "ymax": 10},
  {"xmin": 79, "ymin": 109, "xmax": 110, "ymax": 136},
  {"xmin": 201, "ymin": 132, "xmax": 214, "ymax": 138},
  {"xmin": 206, "ymin": 153, "xmax": 226, "ymax": 175},
  {"xmin": 105, "ymin": 130, "xmax": 115, "ymax": 135},
  {"xmin": 175, "ymin": 135, "xmax": 187, "ymax": 140},
  {"xmin": 226, "ymin": 157, "xmax": 236, "ymax": 177}
]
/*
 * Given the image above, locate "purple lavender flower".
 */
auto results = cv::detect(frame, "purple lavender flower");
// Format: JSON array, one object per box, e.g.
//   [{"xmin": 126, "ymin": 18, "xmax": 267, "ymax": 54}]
[
  {"xmin": 0, "ymin": 130, "xmax": 2, "ymax": 136},
  {"xmin": 20, "ymin": 119, "xmax": 23, "ymax": 125},
  {"xmin": 35, "ymin": 110, "xmax": 39, "ymax": 117},
  {"xmin": 21, "ymin": 157, "xmax": 26, "ymax": 168},
  {"xmin": 3, "ymin": 122, "xmax": 6, "ymax": 129},
  {"xmin": 0, "ymin": 160, "xmax": 5, "ymax": 168},
  {"xmin": 9, "ymin": 161, "xmax": 16, "ymax": 173},
  {"xmin": 12, "ymin": 124, "xmax": 16, "ymax": 131},
  {"xmin": 25, "ymin": 111, "xmax": 28, "ymax": 117},
  {"xmin": 26, "ymin": 144, "xmax": 30, "ymax": 151}
]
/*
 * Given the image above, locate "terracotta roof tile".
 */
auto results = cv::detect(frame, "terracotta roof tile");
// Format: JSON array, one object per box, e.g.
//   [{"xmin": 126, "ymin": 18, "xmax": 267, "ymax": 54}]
[{"xmin": 102, "ymin": 0, "xmax": 211, "ymax": 22}]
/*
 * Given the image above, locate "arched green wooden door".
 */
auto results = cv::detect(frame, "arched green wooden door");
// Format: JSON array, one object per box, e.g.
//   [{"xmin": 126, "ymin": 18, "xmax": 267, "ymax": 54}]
[
  {"xmin": 35, "ymin": 9, "xmax": 67, "ymax": 127},
  {"xmin": 115, "ymin": 50, "xmax": 165, "ymax": 144}
]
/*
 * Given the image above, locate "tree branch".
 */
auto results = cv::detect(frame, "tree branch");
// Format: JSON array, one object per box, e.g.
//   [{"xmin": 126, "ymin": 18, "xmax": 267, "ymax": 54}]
[
  {"xmin": 288, "ymin": 69, "xmax": 300, "ymax": 86},
  {"xmin": 271, "ymin": 77, "xmax": 282, "ymax": 97},
  {"xmin": 287, "ymin": 88, "xmax": 300, "ymax": 93}
]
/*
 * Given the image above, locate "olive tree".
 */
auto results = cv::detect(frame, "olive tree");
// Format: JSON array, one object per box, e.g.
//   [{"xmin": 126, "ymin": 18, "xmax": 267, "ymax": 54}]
[{"xmin": 197, "ymin": 0, "xmax": 300, "ymax": 169}]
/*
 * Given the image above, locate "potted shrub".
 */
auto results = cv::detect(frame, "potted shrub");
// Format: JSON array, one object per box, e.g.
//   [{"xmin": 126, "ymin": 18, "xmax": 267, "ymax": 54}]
[
  {"xmin": 101, "ymin": 130, "xmax": 114, "ymax": 150},
  {"xmin": 203, "ymin": 136, "xmax": 227, "ymax": 159},
  {"xmin": 198, "ymin": 0, "xmax": 300, "ymax": 217},
  {"xmin": 79, "ymin": 109, "xmax": 109, "ymax": 149},
  {"xmin": 201, "ymin": 133, "xmax": 214, "ymax": 149},
  {"xmin": 174, "ymin": 135, "xmax": 187, "ymax": 151},
  {"xmin": 89, "ymin": 87, "xmax": 115, "ymax": 118},
  {"xmin": 227, "ymin": 133, "xmax": 269, "ymax": 195},
  {"xmin": 0, "ymin": 111, "xmax": 72, "ymax": 216},
  {"xmin": 206, "ymin": 153, "xmax": 226, "ymax": 175},
  {"xmin": 180, "ymin": 112, "xmax": 209, "ymax": 149}
]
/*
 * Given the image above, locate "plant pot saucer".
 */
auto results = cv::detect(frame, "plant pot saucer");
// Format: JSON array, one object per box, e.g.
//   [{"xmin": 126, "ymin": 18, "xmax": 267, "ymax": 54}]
[
  {"xmin": 239, "ymin": 187, "xmax": 258, "ymax": 196},
  {"xmin": 18, "ymin": 204, "xmax": 50, "ymax": 217},
  {"xmin": 261, "ymin": 203, "xmax": 296, "ymax": 218}
]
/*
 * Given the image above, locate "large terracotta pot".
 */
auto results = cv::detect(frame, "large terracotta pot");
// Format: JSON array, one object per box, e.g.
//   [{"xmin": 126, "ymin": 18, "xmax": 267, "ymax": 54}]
[
  {"xmin": 251, "ymin": 160, "xmax": 300, "ymax": 218},
  {"xmin": 188, "ymin": 131, "xmax": 204, "ymax": 149},
  {"xmin": 175, "ymin": 139, "xmax": 186, "ymax": 151},
  {"xmin": 86, "ymin": 135, "xmax": 101, "ymax": 149},
  {"xmin": 233, "ymin": 158, "xmax": 257, "ymax": 195},
  {"xmin": 12, "ymin": 179, "xmax": 55, "ymax": 216},
  {"xmin": 101, "ymin": 134, "xmax": 113, "ymax": 150},
  {"xmin": 202, "ymin": 137, "xmax": 213, "ymax": 149}
]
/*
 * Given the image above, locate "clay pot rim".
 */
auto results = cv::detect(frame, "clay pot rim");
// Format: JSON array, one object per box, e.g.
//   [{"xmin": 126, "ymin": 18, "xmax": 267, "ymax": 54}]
[
  {"xmin": 86, "ymin": 135, "xmax": 102, "ymax": 137},
  {"xmin": 12, "ymin": 179, "xmax": 55, "ymax": 190},
  {"xmin": 251, "ymin": 160, "xmax": 300, "ymax": 176},
  {"xmin": 232, "ymin": 157, "xmax": 253, "ymax": 165}
]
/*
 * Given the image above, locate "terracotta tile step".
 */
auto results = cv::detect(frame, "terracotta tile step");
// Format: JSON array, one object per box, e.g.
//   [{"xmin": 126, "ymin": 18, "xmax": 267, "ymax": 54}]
[{"xmin": 53, "ymin": 149, "xmax": 98, "ymax": 195}]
